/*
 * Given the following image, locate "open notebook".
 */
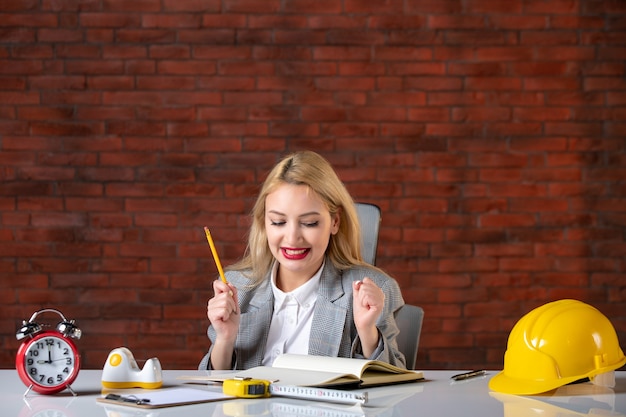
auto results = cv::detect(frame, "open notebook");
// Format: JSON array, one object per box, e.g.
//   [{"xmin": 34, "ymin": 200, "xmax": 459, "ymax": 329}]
[{"xmin": 183, "ymin": 353, "xmax": 424, "ymax": 388}]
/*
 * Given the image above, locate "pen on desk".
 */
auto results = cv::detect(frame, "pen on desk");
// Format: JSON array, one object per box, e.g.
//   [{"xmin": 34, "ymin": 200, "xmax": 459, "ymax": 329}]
[
  {"xmin": 204, "ymin": 227, "xmax": 227, "ymax": 284},
  {"xmin": 451, "ymin": 370, "xmax": 486, "ymax": 381}
]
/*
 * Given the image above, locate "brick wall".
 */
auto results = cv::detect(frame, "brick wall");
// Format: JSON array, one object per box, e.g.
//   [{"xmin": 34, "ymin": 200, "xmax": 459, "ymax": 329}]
[{"xmin": 1, "ymin": 0, "xmax": 625, "ymax": 371}]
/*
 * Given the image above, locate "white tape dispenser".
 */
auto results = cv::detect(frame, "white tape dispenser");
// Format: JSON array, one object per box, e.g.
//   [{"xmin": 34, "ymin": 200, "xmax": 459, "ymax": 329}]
[{"xmin": 101, "ymin": 347, "xmax": 163, "ymax": 389}]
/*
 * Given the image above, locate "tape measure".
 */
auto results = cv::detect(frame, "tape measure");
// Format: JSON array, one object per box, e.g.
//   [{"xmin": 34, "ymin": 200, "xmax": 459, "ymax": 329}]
[
  {"xmin": 223, "ymin": 378, "xmax": 271, "ymax": 398},
  {"xmin": 269, "ymin": 384, "xmax": 368, "ymax": 405},
  {"xmin": 223, "ymin": 378, "xmax": 368, "ymax": 405}
]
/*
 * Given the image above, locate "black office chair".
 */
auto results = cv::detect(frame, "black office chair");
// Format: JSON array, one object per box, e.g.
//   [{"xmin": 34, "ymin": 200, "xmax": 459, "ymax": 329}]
[{"xmin": 355, "ymin": 202, "xmax": 424, "ymax": 370}]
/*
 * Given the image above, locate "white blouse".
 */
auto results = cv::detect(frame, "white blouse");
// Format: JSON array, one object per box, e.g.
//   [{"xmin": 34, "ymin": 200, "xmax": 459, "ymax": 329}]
[{"xmin": 262, "ymin": 261, "xmax": 321, "ymax": 366}]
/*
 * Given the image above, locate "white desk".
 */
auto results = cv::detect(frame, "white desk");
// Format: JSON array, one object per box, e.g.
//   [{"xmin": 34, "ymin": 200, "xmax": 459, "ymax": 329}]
[{"xmin": 3, "ymin": 369, "xmax": 625, "ymax": 417}]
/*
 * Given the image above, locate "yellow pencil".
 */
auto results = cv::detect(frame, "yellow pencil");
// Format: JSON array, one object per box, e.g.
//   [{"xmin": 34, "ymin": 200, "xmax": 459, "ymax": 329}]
[{"xmin": 204, "ymin": 227, "xmax": 227, "ymax": 284}]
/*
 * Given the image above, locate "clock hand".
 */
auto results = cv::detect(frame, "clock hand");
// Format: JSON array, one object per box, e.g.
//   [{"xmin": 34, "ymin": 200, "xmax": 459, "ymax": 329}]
[
  {"xmin": 47, "ymin": 357, "xmax": 70, "ymax": 362},
  {"xmin": 37, "ymin": 357, "xmax": 67, "ymax": 363},
  {"xmin": 36, "ymin": 349, "xmax": 54, "ymax": 364}
]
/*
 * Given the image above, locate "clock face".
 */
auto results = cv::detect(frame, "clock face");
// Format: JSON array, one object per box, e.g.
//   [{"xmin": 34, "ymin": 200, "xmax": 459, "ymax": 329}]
[{"xmin": 16, "ymin": 331, "xmax": 80, "ymax": 394}]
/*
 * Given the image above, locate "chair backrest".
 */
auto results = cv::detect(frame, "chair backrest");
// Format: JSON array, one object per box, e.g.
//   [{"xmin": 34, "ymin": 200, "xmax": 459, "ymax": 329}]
[
  {"xmin": 354, "ymin": 202, "xmax": 381, "ymax": 265},
  {"xmin": 395, "ymin": 304, "xmax": 424, "ymax": 370},
  {"xmin": 354, "ymin": 202, "xmax": 423, "ymax": 370}
]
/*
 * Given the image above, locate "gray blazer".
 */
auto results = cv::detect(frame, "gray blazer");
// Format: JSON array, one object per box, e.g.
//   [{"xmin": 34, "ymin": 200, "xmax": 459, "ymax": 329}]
[{"xmin": 198, "ymin": 259, "xmax": 406, "ymax": 370}]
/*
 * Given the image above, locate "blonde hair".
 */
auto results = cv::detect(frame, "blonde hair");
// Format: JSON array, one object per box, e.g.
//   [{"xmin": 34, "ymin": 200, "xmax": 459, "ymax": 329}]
[{"xmin": 228, "ymin": 151, "xmax": 365, "ymax": 283}]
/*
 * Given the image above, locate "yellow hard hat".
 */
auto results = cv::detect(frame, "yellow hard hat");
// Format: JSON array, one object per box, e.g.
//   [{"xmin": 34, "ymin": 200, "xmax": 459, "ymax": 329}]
[{"xmin": 489, "ymin": 299, "xmax": 626, "ymax": 395}]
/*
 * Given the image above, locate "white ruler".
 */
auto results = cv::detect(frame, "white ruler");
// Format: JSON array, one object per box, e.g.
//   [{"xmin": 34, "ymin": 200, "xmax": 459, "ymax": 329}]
[{"xmin": 269, "ymin": 385, "xmax": 368, "ymax": 405}]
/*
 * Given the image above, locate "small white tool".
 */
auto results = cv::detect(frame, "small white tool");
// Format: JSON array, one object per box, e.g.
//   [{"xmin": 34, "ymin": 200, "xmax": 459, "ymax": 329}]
[{"xmin": 101, "ymin": 347, "xmax": 162, "ymax": 389}]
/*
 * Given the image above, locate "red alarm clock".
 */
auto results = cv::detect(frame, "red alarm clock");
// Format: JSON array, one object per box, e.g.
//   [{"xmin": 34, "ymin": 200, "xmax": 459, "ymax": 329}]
[{"xmin": 15, "ymin": 308, "xmax": 82, "ymax": 395}]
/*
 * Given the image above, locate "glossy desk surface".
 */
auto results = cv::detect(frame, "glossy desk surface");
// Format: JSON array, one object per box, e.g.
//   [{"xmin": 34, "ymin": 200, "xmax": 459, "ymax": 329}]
[{"xmin": 3, "ymin": 369, "xmax": 625, "ymax": 417}]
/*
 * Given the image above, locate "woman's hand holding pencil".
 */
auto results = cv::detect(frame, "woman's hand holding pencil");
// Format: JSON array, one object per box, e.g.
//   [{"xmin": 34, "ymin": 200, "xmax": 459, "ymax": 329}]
[
  {"xmin": 204, "ymin": 227, "xmax": 239, "ymax": 324},
  {"xmin": 207, "ymin": 278, "xmax": 240, "ymax": 336}
]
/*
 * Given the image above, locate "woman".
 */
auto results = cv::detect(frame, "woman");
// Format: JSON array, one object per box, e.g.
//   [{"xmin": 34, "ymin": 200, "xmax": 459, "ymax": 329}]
[{"xmin": 199, "ymin": 151, "xmax": 406, "ymax": 370}]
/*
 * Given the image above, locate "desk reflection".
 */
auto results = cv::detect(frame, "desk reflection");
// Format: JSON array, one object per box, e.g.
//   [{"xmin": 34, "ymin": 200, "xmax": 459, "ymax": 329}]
[
  {"xmin": 20, "ymin": 395, "xmax": 80, "ymax": 417},
  {"xmin": 491, "ymin": 381, "xmax": 626, "ymax": 417},
  {"xmin": 212, "ymin": 384, "xmax": 423, "ymax": 417}
]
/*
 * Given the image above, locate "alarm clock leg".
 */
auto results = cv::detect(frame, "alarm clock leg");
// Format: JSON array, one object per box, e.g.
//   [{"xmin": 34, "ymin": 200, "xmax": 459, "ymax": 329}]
[
  {"xmin": 22, "ymin": 385, "xmax": 33, "ymax": 398},
  {"xmin": 66, "ymin": 385, "xmax": 77, "ymax": 396}
]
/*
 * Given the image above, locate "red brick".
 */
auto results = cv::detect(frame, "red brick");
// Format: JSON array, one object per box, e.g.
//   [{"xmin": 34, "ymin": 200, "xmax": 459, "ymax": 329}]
[
  {"xmin": 536, "ymin": 46, "xmax": 596, "ymax": 61},
  {"xmin": 161, "ymin": 0, "xmax": 220, "ymax": 11},
  {"xmin": 388, "ymin": 62, "xmax": 445, "ymax": 76},
  {"xmin": 538, "ymin": 242, "xmax": 593, "ymax": 257},
  {"xmin": 428, "ymin": 92, "xmax": 488, "ymax": 106},
  {"xmin": 350, "ymin": 107, "xmax": 406, "ymax": 122},
  {"xmin": 551, "ymin": 15, "xmax": 606, "ymax": 29},
  {"xmin": 101, "ymin": 0, "xmax": 161, "ymax": 12},
  {"xmin": 546, "ymin": 122, "xmax": 604, "ymax": 136},
  {"xmin": 158, "ymin": 60, "xmax": 217, "ymax": 75},
  {"xmin": 442, "ymin": 317, "xmax": 501, "ymax": 333},
  {"xmin": 0, "ymin": 92, "xmax": 39, "ymax": 105},
  {"xmin": 0, "ymin": 28, "xmax": 36, "ymax": 43},
  {"xmin": 17, "ymin": 196, "xmax": 64, "ymax": 211},
  {"xmin": 409, "ymin": 76, "xmax": 462, "ymax": 92},
  {"xmin": 486, "ymin": 122, "xmax": 542, "ymax": 136},
  {"xmin": 18, "ymin": 106, "xmax": 75, "ymax": 120},
  {"xmin": 85, "ymin": 29, "xmax": 114, "ymax": 43},
  {"xmin": 248, "ymin": 15, "xmax": 308, "ymax": 30},
  {"xmin": 124, "ymin": 60, "xmax": 156, "ymax": 74},
  {"xmin": 141, "ymin": 14, "xmax": 202, "ymax": 28},
  {"xmin": 0, "ymin": 152, "xmax": 35, "ymax": 166},
  {"xmin": 17, "ymin": 289, "xmax": 81, "ymax": 304},
  {"xmin": 36, "ymin": 28, "xmax": 83, "ymax": 42},
  {"xmin": 428, "ymin": 15, "xmax": 486, "ymax": 30},
  {"xmin": 521, "ymin": 30, "xmax": 579, "ymax": 46},
  {"xmin": 65, "ymin": 60, "xmax": 125, "ymax": 75},
  {"xmin": 514, "ymin": 107, "xmax": 571, "ymax": 121},
  {"xmin": 525, "ymin": 76, "xmax": 582, "ymax": 91},
  {"xmin": 80, "ymin": 12, "xmax": 141, "ymax": 28},
  {"xmin": 223, "ymin": 92, "xmax": 281, "ymax": 106},
  {"xmin": 318, "ymin": 77, "xmax": 376, "ymax": 91},
  {"xmin": 407, "ymin": 107, "xmax": 449, "ymax": 122},
  {"xmin": 0, "ymin": 0, "xmax": 37, "ymax": 11},
  {"xmin": 376, "ymin": 77, "xmax": 403, "ymax": 91},
  {"xmin": 116, "ymin": 28, "xmax": 177, "ymax": 44},
  {"xmin": 439, "ymin": 258, "xmax": 499, "ymax": 273},
  {"xmin": 18, "ymin": 166, "xmax": 76, "ymax": 181},
  {"xmin": 405, "ymin": 0, "xmax": 461, "ymax": 14},
  {"xmin": 607, "ymin": 91, "xmax": 626, "ymax": 105},
  {"xmin": 453, "ymin": 107, "xmax": 511, "ymax": 122}
]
